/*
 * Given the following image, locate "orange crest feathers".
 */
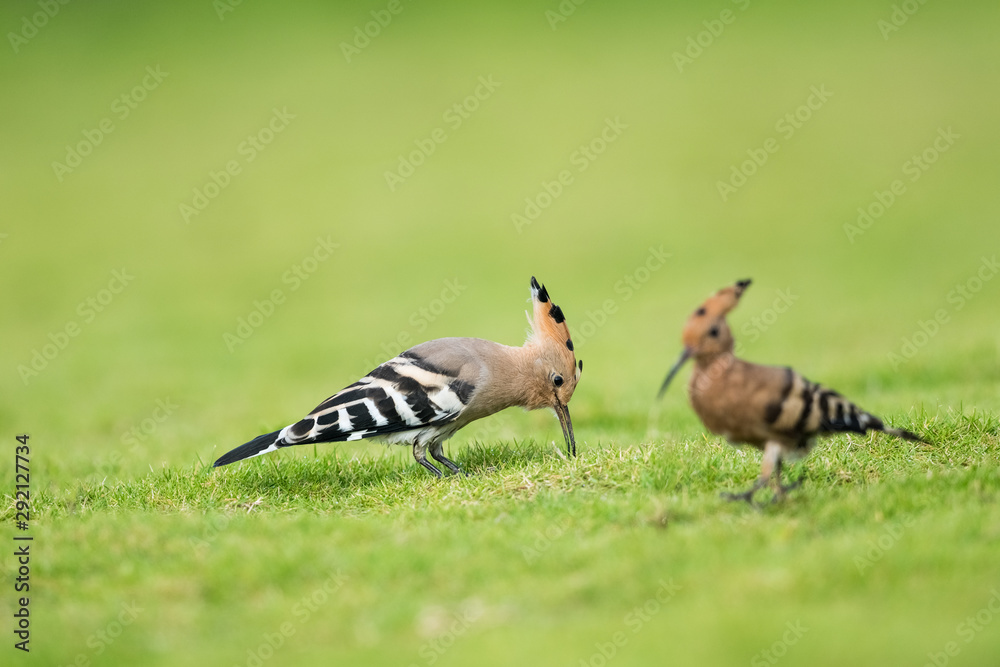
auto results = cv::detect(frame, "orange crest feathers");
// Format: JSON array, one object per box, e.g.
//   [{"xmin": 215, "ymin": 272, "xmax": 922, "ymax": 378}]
[
  {"xmin": 679, "ymin": 278, "xmax": 751, "ymax": 354},
  {"xmin": 700, "ymin": 278, "xmax": 751, "ymax": 318},
  {"xmin": 528, "ymin": 277, "xmax": 577, "ymax": 359}
]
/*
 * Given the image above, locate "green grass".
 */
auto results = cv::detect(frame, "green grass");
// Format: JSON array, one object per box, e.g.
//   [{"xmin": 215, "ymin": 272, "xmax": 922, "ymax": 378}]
[
  {"xmin": 10, "ymin": 415, "xmax": 1000, "ymax": 666},
  {"xmin": 3, "ymin": 0, "xmax": 1000, "ymax": 665}
]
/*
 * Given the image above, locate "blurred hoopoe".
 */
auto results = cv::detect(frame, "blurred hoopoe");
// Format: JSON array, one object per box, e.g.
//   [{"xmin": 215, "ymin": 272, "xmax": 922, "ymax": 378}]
[
  {"xmin": 214, "ymin": 277, "xmax": 582, "ymax": 477},
  {"xmin": 658, "ymin": 279, "xmax": 927, "ymax": 502}
]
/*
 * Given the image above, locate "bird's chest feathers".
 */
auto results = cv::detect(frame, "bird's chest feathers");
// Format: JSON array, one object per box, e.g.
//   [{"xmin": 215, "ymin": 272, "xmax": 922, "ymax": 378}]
[{"xmin": 688, "ymin": 356, "xmax": 750, "ymax": 441}]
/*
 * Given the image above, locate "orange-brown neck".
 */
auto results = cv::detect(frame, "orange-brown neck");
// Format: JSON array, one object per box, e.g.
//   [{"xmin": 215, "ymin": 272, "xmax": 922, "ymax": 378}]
[
  {"xmin": 469, "ymin": 343, "xmax": 553, "ymax": 413},
  {"xmin": 689, "ymin": 351, "xmax": 737, "ymax": 400}
]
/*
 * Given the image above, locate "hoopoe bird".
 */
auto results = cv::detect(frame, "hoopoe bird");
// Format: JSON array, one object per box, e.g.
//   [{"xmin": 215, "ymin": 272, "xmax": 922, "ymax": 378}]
[
  {"xmin": 658, "ymin": 279, "xmax": 927, "ymax": 502},
  {"xmin": 214, "ymin": 277, "xmax": 582, "ymax": 477}
]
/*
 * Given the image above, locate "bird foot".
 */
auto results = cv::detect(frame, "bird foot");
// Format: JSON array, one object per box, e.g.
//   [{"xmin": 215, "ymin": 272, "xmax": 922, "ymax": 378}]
[
  {"xmin": 770, "ymin": 476, "xmax": 805, "ymax": 503},
  {"xmin": 771, "ymin": 478, "xmax": 802, "ymax": 505},
  {"xmin": 433, "ymin": 456, "xmax": 466, "ymax": 477},
  {"xmin": 721, "ymin": 488, "xmax": 760, "ymax": 504},
  {"xmin": 779, "ymin": 478, "xmax": 803, "ymax": 494},
  {"xmin": 722, "ymin": 478, "xmax": 769, "ymax": 504}
]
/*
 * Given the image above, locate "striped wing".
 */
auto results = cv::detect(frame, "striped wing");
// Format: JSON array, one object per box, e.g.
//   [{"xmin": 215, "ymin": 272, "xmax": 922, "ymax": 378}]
[
  {"xmin": 278, "ymin": 351, "xmax": 475, "ymax": 445},
  {"xmin": 765, "ymin": 369, "xmax": 881, "ymax": 439}
]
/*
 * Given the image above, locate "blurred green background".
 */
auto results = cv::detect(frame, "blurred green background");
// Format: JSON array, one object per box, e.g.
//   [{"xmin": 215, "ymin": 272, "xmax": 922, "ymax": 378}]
[{"xmin": 2, "ymin": 0, "xmax": 999, "ymax": 665}]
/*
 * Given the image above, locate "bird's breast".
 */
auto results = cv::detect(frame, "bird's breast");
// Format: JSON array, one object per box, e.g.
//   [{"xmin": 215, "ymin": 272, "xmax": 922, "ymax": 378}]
[{"xmin": 688, "ymin": 356, "xmax": 767, "ymax": 447}]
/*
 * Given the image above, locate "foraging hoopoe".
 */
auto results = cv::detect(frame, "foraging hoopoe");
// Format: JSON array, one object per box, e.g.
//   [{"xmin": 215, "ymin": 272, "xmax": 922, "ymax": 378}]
[
  {"xmin": 214, "ymin": 277, "xmax": 582, "ymax": 477},
  {"xmin": 658, "ymin": 279, "xmax": 927, "ymax": 502}
]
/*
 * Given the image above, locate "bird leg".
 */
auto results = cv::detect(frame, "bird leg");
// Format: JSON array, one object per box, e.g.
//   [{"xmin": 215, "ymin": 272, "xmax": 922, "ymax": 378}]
[
  {"xmin": 429, "ymin": 440, "xmax": 464, "ymax": 476},
  {"xmin": 773, "ymin": 458, "xmax": 803, "ymax": 500},
  {"xmin": 723, "ymin": 441, "xmax": 782, "ymax": 504},
  {"xmin": 413, "ymin": 442, "xmax": 443, "ymax": 478}
]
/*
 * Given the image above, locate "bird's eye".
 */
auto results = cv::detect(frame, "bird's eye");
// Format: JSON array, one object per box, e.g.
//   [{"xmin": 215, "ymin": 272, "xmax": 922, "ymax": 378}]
[
  {"xmin": 695, "ymin": 307, "xmax": 706, "ymax": 316},
  {"xmin": 708, "ymin": 326, "xmax": 720, "ymax": 338},
  {"xmin": 553, "ymin": 375, "xmax": 564, "ymax": 387}
]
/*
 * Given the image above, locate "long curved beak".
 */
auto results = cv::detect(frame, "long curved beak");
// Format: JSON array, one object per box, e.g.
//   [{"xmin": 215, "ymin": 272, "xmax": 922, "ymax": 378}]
[
  {"xmin": 657, "ymin": 348, "xmax": 691, "ymax": 399},
  {"xmin": 553, "ymin": 401, "xmax": 576, "ymax": 457}
]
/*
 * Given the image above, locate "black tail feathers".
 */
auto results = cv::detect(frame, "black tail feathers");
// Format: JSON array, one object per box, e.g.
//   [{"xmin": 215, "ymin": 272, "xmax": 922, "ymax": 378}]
[
  {"xmin": 883, "ymin": 425, "xmax": 930, "ymax": 445},
  {"xmin": 213, "ymin": 430, "xmax": 283, "ymax": 467}
]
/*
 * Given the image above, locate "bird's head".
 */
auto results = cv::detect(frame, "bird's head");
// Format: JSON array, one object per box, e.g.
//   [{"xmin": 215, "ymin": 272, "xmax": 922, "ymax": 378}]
[
  {"xmin": 524, "ymin": 276, "xmax": 581, "ymax": 455},
  {"xmin": 658, "ymin": 279, "xmax": 750, "ymax": 398}
]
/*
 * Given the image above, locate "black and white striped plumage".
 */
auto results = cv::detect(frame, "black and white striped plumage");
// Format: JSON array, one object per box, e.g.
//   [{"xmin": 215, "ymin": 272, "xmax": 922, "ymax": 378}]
[
  {"xmin": 215, "ymin": 344, "xmax": 486, "ymax": 476},
  {"xmin": 214, "ymin": 278, "xmax": 581, "ymax": 476}
]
